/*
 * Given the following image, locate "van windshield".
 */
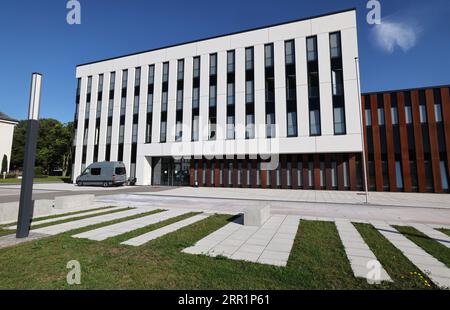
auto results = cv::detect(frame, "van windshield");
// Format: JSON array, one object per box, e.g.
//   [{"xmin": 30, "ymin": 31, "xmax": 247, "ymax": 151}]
[{"xmin": 115, "ymin": 167, "xmax": 126, "ymax": 175}]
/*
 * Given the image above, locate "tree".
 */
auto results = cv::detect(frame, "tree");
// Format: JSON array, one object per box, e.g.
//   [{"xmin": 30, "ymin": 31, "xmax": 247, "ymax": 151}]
[
  {"xmin": 10, "ymin": 119, "xmax": 74, "ymax": 176},
  {"xmin": 1, "ymin": 154, "xmax": 7, "ymax": 174}
]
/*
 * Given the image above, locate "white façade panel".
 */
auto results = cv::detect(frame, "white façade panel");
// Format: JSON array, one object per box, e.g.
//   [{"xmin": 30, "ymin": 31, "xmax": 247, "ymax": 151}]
[
  {"xmin": 295, "ymin": 37, "xmax": 308, "ymax": 86},
  {"xmin": 199, "ymin": 54, "xmax": 209, "ymax": 141},
  {"xmin": 310, "ymin": 10, "xmax": 356, "ymax": 34},
  {"xmin": 122, "ymin": 69, "xmax": 135, "ymax": 175},
  {"xmin": 166, "ymin": 59, "xmax": 178, "ymax": 143},
  {"xmin": 268, "ymin": 20, "xmax": 312, "ymax": 42},
  {"xmin": 297, "ymin": 84, "xmax": 309, "ymax": 137},
  {"xmin": 137, "ymin": 65, "xmax": 148, "ymax": 146},
  {"xmin": 196, "ymin": 36, "xmax": 230, "ymax": 55},
  {"xmin": 110, "ymin": 70, "xmax": 122, "ymax": 161},
  {"xmin": 341, "ymin": 27, "xmax": 359, "ymax": 81},
  {"xmin": 315, "ymin": 134, "xmax": 362, "ymax": 153},
  {"xmin": 182, "ymin": 56, "xmax": 193, "ymax": 143},
  {"xmin": 73, "ymin": 77, "xmax": 87, "ymax": 179},
  {"xmin": 230, "ymin": 28, "xmax": 269, "ymax": 49},
  {"xmin": 343, "ymin": 79, "xmax": 362, "ymax": 135},
  {"xmin": 151, "ymin": 63, "xmax": 162, "ymax": 143},
  {"xmin": 216, "ymin": 51, "xmax": 227, "ymax": 141},
  {"xmin": 254, "ymin": 44, "xmax": 265, "ymax": 139},
  {"xmin": 165, "ymin": 44, "xmax": 197, "ymax": 61},
  {"xmin": 86, "ymin": 75, "xmax": 99, "ymax": 166},
  {"xmin": 98, "ymin": 73, "xmax": 109, "ymax": 162},
  {"xmin": 234, "ymin": 48, "xmax": 245, "ymax": 140},
  {"xmin": 317, "ymin": 33, "xmax": 333, "ymax": 136},
  {"xmin": 274, "ymin": 41, "xmax": 287, "ymax": 138}
]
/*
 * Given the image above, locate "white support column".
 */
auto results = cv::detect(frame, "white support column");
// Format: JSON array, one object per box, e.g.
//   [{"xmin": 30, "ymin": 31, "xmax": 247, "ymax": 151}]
[
  {"xmin": 234, "ymin": 47, "xmax": 245, "ymax": 141},
  {"xmin": 110, "ymin": 70, "xmax": 122, "ymax": 161},
  {"xmin": 86, "ymin": 75, "xmax": 98, "ymax": 166},
  {"xmin": 166, "ymin": 59, "xmax": 178, "ymax": 143},
  {"xmin": 295, "ymin": 37, "xmax": 309, "ymax": 137},
  {"xmin": 274, "ymin": 40, "xmax": 287, "ymax": 138},
  {"xmin": 151, "ymin": 63, "xmax": 162, "ymax": 143},
  {"xmin": 199, "ymin": 54, "xmax": 209, "ymax": 141},
  {"xmin": 182, "ymin": 56, "xmax": 193, "ymax": 143},
  {"xmin": 254, "ymin": 44, "xmax": 265, "ymax": 139},
  {"xmin": 317, "ymin": 33, "xmax": 333, "ymax": 136},
  {"xmin": 74, "ymin": 77, "xmax": 87, "ymax": 179},
  {"xmin": 123, "ymin": 68, "xmax": 135, "ymax": 174},
  {"xmin": 98, "ymin": 73, "xmax": 110, "ymax": 162},
  {"xmin": 216, "ymin": 51, "xmax": 227, "ymax": 141}
]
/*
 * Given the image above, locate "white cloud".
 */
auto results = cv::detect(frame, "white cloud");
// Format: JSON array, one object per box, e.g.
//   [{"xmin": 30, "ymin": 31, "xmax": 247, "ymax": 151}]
[{"xmin": 372, "ymin": 20, "xmax": 420, "ymax": 53}]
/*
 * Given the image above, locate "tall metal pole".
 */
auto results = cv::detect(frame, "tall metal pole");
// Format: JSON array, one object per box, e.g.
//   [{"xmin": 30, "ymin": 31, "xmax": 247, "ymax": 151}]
[
  {"xmin": 16, "ymin": 73, "xmax": 42, "ymax": 238},
  {"xmin": 355, "ymin": 58, "xmax": 369, "ymax": 204}
]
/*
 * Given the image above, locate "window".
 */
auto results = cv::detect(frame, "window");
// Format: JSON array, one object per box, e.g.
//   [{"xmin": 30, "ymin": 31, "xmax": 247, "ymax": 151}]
[
  {"xmin": 87, "ymin": 76, "xmax": 92, "ymax": 94},
  {"xmin": 227, "ymin": 116, "xmax": 235, "ymax": 139},
  {"xmin": 287, "ymin": 161, "xmax": 292, "ymax": 187},
  {"xmin": 227, "ymin": 51, "xmax": 235, "ymax": 73},
  {"xmin": 227, "ymin": 83, "xmax": 235, "ymax": 105},
  {"xmin": 419, "ymin": 105, "xmax": 427, "ymax": 123},
  {"xmin": 162, "ymin": 62, "xmax": 169, "ymax": 83},
  {"xmin": 395, "ymin": 161, "xmax": 403, "ymax": 189},
  {"xmin": 122, "ymin": 70, "xmax": 128, "ymax": 89},
  {"xmin": 106, "ymin": 126, "xmax": 112, "ymax": 144},
  {"xmin": 405, "ymin": 106, "xmax": 413, "ymax": 124},
  {"xmin": 331, "ymin": 69, "xmax": 343, "ymax": 96},
  {"xmin": 132, "ymin": 123, "xmax": 138, "ymax": 143},
  {"xmin": 135, "ymin": 67, "xmax": 141, "ymax": 87},
  {"xmin": 331, "ymin": 161, "xmax": 337, "ymax": 187},
  {"xmin": 245, "ymin": 47, "xmax": 254, "ymax": 70},
  {"xmin": 246, "ymin": 80, "xmax": 254, "ymax": 103},
  {"xmin": 133, "ymin": 95, "xmax": 139, "ymax": 115},
  {"xmin": 161, "ymin": 91, "xmax": 168, "ymax": 112},
  {"xmin": 119, "ymin": 125, "xmax": 124, "ymax": 143},
  {"xmin": 310, "ymin": 109, "xmax": 321, "ymax": 136},
  {"xmin": 147, "ymin": 93, "xmax": 153, "ymax": 113},
  {"xmin": 193, "ymin": 57, "xmax": 200, "ymax": 78},
  {"xmin": 91, "ymin": 168, "xmax": 101, "ymax": 176},
  {"xmin": 192, "ymin": 115, "xmax": 199, "ymax": 141},
  {"xmin": 285, "ymin": 40, "xmax": 295, "ymax": 65},
  {"xmin": 308, "ymin": 161, "xmax": 314, "ymax": 188},
  {"xmin": 177, "ymin": 60, "xmax": 184, "ymax": 80},
  {"xmin": 264, "ymin": 44, "xmax": 273, "ymax": 67},
  {"xmin": 330, "ymin": 32, "xmax": 341, "ymax": 58},
  {"xmin": 287, "ymin": 111, "xmax": 297, "ymax": 137},
  {"xmin": 391, "ymin": 107, "xmax": 399, "ymax": 125},
  {"xmin": 334, "ymin": 107, "xmax": 346, "ymax": 134},
  {"xmin": 160, "ymin": 121, "xmax": 167, "ymax": 143},
  {"xmin": 307, "ymin": 37, "xmax": 317, "ymax": 62},
  {"xmin": 266, "ymin": 113, "xmax": 276, "ymax": 138},
  {"xmin": 110, "ymin": 72, "xmax": 116, "ymax": 90},
  {"xmin": 115, "ymin": 167, "xmax": 126, "ymax": 175},
  {"xmin": 440, "ymin": 161, "xmax": 449, "ymax": 191},
  {"xmin": 192, "ymin": 87, "xmax": 199, "ymax": 109},
  {"xmin": 246, "ymin": 114, "xmax": 255, "ymax": 139},
  {"xmin": 378, "ymin": 108, "xmax": 385, "ymax": 125},
  {"xmin": 210, "ymin": 54, "xmax": 217, "ymax": 76},
  {"xmin": 177, "ymin": 89, "xmax": 183, "ymax": 110},
  {"xmin": 435, "ymin": 104, "xmax": 443, "ymax": 122},
  {"xmin": 120, "ymin": 97, "xmax": 126, "ymax": 116},
  {"xmin": 148, "ymin": 65, "xmax": 155, "ymax": 84},
  {"xmin": 365, "ymin": 109, "xmax": 372, "ymax": 126},
  {"xmin": 209, "ymin": 85, "xmax": 217, "ymax": 107}
]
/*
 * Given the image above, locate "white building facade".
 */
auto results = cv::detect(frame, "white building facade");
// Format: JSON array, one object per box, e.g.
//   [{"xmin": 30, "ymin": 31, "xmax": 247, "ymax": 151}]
[
  {"xmin": 0, "ymin": 112, "xmax": 19, "ymax": 173},
  {"xmin": 73, "ymin": 9, "xmax": 364, "ymax": 190}
]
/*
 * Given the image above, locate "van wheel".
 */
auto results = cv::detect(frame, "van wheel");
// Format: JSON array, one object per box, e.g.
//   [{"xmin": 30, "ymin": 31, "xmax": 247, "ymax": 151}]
[
  {"xmin": 103, "ymin": 182, "xmax": 109, "ymax": 188},
  {"xmin": 77, "ymin": 181, "xmax": 83, "ymax": 186}
]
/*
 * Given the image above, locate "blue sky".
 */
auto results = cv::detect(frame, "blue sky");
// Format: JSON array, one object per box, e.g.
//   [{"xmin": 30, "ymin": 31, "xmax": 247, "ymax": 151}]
[{"xmin": 0, "ymin": 0, "xmax": 449, "ymax": 123}]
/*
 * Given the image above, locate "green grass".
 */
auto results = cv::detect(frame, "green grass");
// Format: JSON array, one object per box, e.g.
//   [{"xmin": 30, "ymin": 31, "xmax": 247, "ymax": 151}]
[
  {"xmin": 395, "ymin": 226, "xmax": 450, "ymax": 268},
  {"xmin": 354, "ymin": 223, "xmax": 437, "ymax": 289},
  {"xmin": 0, "ymin": 217, "xmax": 447, "ymax": 289},
  {"xmin": 0, "ymin": 176, "xmax": 71, "ymax": 184},
  {"xmin": 439, "ymin": 229, "xmax": 450, "ymax": 237}
]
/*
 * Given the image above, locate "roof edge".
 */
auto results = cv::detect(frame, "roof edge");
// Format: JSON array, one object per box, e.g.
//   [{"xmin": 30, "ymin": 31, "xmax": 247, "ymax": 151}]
[
  {"xmin": 77, "ymin": 7, "xmax": 356, "ymax": 68},
  {"xmin": 362, "ymin": 83, "xmax": 450, "ymax": 96}
]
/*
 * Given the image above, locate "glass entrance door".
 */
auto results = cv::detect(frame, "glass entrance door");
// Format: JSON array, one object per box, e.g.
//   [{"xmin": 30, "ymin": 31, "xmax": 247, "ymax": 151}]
[{"xmin": 153, "ymin": 157, "xmax": 190, "ymax": 186}]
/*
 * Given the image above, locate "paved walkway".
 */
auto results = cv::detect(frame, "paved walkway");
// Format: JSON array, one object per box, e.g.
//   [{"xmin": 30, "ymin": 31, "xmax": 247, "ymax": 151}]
[
  {"xmin": 335, "ymin": 220, "xmax": 391, "ymax": 282},
  {"xmin": 31, "ymin": 207, "xmax": 155, "ymax": 235},
  {"xmin": 5, "ymin": 206, "xmax": 125, "ymax": 230},
  {"xmin": 373, "ymin": 222, "xmax": 450, "ymax": 288},
  {"xmin": 122, "ymin": 214, "xmax": 211, "ymax": 246},
  {"xmin": 183, "ymin": 215, "xmax": 300, "ymax": 267},
  {"xmin": 97, "ymin": 193, "xmax": 450, "ymax": 227},
  {"xmin": 72, "ymin": 209, "xmax": 190, "ymax": 241},
  {"xmin": 411, "ymin": 224, "xmax": 450, "ymax": 249},
  {"xmin": 130, "ymin": 187, "xmax": 450, "ymax": 209},
  {"xmin": 0, "ymin": 232, "xmax": 50, "ymax": 249}
]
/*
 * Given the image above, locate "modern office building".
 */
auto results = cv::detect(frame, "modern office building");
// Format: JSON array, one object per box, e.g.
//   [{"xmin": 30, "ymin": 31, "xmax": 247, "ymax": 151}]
[
  {"xmin": 0, "ymin": 112, "xmax": 19, "ymax": 173},
  {"xmin": 72, "ymin": 8, "xmax": 450, "ymax": 193},
  {"xmin": 363, "ymin": 85, "xmax": 450, "ymax": 193}
]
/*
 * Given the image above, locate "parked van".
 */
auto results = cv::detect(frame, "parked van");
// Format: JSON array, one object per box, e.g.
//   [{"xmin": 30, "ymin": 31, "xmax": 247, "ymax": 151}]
[{"xmin": 76, "ymin": 162, "xmax": 127, "ymax": 187}]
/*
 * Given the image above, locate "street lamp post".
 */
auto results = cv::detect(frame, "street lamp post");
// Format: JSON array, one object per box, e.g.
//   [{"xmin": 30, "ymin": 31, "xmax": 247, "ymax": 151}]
[
  {"xmin": 354, "ymin": 58, "xmax": 369, "ymax": 204},
  {"xmin": 16, "ymin": 73, "xmax": 42, "ymax": 238}
]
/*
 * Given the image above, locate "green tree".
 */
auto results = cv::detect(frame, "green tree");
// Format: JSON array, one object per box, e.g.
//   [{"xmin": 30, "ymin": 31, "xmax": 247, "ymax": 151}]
[
  {"xmin": 10, "ymin": 119, "xmax": 74, "ymax": 176},
  {"xmin": 1, "ymin": 154, "xmax": 7, "ymax": 174}
]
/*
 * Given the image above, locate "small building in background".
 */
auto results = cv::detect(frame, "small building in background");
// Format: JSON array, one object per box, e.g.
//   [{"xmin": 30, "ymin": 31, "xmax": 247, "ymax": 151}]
[{"xmin": 0, "ymin": 112, "xmax": 19, "ymax": 173}]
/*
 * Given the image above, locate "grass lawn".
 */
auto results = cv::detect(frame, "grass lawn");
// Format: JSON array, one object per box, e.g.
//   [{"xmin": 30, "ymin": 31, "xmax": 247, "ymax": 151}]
[
  {"xmin": 0, "ymin": 212, "xmax": 445, "ymax": 290},
  {"xmin": 0, "ymin": 176, "xmax": 71, "ymax": 184},
  {"xmin": 439, "ymin": 229, "xmax": 450, "ymax": 237}
]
